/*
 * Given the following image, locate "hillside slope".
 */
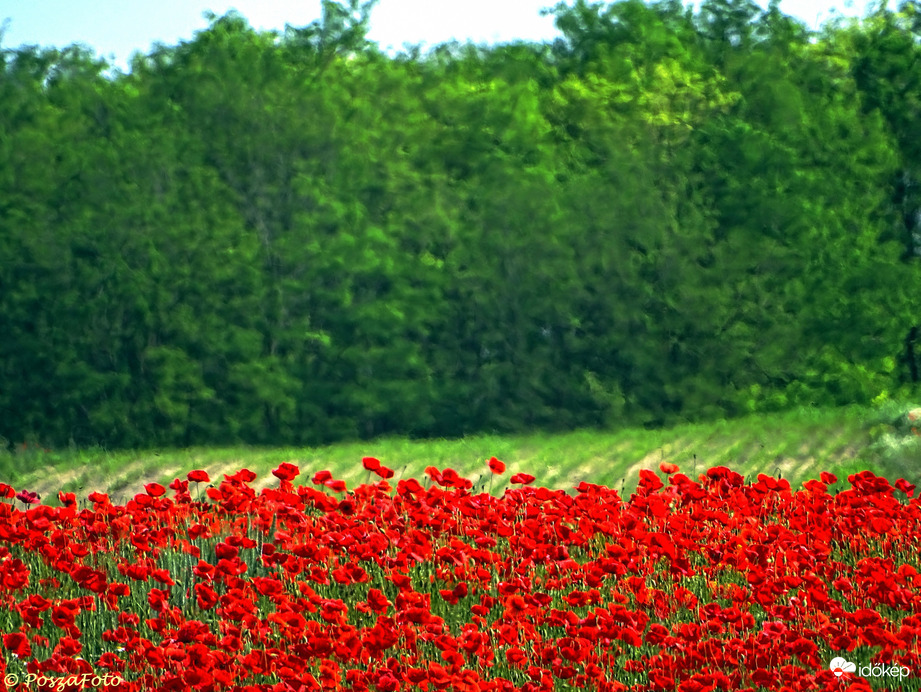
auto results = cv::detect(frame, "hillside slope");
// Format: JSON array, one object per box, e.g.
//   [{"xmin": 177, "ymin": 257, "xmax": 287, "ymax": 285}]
[{"xmin": 2, "ymin": 405, "xmax": 911, "ymax": 504}]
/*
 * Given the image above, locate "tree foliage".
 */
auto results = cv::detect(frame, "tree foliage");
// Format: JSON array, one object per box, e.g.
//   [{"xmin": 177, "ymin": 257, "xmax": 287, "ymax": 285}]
[{"xmin": 1, "ymin": 0, "xmax": 919, "ymax": 448}]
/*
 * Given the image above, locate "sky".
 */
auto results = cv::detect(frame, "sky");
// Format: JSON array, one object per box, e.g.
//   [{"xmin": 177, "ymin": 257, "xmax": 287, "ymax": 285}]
[{"xmin": 0, "ymin": 0, "xmax": 875, "ymax": 72}]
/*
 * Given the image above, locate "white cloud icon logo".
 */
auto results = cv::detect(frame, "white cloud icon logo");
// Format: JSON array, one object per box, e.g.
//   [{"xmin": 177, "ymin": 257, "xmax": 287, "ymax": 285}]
[{"xmin": 830, "ymin": 658, "xmax": 857, "ymax": 677}]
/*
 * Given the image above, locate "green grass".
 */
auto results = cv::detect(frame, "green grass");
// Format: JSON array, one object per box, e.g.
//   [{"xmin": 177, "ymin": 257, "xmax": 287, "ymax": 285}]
[{"xmin": 1, "ymin": 403, "xmax": 915, "ymax": 504}]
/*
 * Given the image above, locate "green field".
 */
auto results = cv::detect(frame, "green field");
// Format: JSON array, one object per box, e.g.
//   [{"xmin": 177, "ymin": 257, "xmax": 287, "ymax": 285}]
[{"xmin": 2, "ymin": 403, "xmax": 918, "ymax": 504}]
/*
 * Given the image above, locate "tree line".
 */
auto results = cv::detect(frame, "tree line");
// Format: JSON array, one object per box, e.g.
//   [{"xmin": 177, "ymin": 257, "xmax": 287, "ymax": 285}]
[{"xmin": 1, "ymin": 0, "xmax": 920, "ymax": 449}]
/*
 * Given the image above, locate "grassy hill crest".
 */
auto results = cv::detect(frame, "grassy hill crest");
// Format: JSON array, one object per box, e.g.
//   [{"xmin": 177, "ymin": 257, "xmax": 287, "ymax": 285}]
[{"xmin": 2, "ymin": 404, "xmax": 917, "ymax": 504}]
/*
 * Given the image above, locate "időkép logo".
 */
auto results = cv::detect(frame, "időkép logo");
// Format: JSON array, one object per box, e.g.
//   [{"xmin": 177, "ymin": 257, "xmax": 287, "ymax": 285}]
[{"xmin": 829, "ymin": 657, "xmax": 911, "ymax": 680}]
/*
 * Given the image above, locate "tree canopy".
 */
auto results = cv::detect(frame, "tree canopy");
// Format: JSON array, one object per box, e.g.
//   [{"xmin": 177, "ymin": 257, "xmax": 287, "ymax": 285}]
[{"xmin": 2, "ymin": 0, "xmax": 919, "ymax": 449}]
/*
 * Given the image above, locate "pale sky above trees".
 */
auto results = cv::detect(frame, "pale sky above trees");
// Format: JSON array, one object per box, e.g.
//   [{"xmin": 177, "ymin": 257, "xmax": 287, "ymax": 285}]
[{"xmin": 1, "ymin": 0, "xmax": 873, "ymax": 71}]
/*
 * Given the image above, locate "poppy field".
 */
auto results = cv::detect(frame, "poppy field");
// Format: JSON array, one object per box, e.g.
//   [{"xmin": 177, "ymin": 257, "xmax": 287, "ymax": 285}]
[{"xmin": 1, "ymin": 458, "xmax": 920, "ymax": 691}]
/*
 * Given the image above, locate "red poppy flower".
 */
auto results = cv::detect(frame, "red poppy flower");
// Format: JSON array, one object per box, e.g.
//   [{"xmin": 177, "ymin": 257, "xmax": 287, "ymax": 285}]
[
  {"xmin": 144, "ymin": 483, "xmax": 166, "ymax": 498},
  {"xmin": 225, "ymin": 468, "xmax": 256, "ymax": 484},
  {"xmin": 15, "ymin": 490, "xmax": 40, "ymax": 505},
  {"xmin": 55, "ymin": 635, "xmax": 82, "ymax": 656},
  {"xmin": 399, "ymin": 478, "xmax": 424, "ymax": 495},
  {"xmin": 312, "ymin": 470, "xmax": 333, "ymax": 485},
  {"xmin": 705, "ymin": 465, "xmax": 745, "ymax": 486},
  {"xmin": 3, "ymin": 632, "xmax": 31, "ymax": 658},
  {"xmin": 441, "ymin": 468, "xmax": 462, "ymax": 487},
  {"xmin": 802, "ymin": 479, "xmax": 827, "ymax": 494},
  {"xmin": 510, "ymin": 473, "xmax": 535, "ymax": 484},
  {"xmin": 168, "ymin": 478, "xmax": 188, "ymax": 494},
  {"xmin": 659, "ymin": 462, "xmax": 679, "ymax": 475},
  {"xmin": 506, "ymin": 647, "xmax": 528, "ymax": 665},
  {"xmin": 427, "ymin": 662, "xmax": 452, "ymax": 688},
  {"xmin": 375, "ymin": 671, "xmax": 400, "ymax": 692},
  {"xmin": 438, "ymin": 584, "xmax": 461, "ymax": 605},
  {"xmin": 819, "ymin": 471, "xmax": 838, "ymax": 484},
  {"xmin": 214, "ymin": 542, "xmax": 238, "ymax": 560},
  {"xmin": 195, "ymin": 583, "xmax": 218, "ymax": 610},
  {"xmin": 362, "ymin": 456, "xmax": 381, "ymax": 472},
  {"xmin": 51, "ymin": 601, "xmax": 80, "ymax": 627},
  {"xmin": 488, "ymin": 457, "xmax": 506, "ymax": 474},
  {"xmin": 366, "ymin": 588, "xmax": 391, "ymax": 613},
  {"xmin": 324, "ymin": 478, "xmax": 347, "ymax": 493},
  {"xmin": 638, "ymin": 469, "xmax": 663, "ymax": 493},
  {"xmin": 187, "ymin": 470, "xmax": 210, "ymax": 483},
  {"xmin": 895, "ymin": 478, "xmax": 916, "ymax": 497},
  {"xmin": 272, "ymin": 462, "xmax": 300, "ymax": 482}
]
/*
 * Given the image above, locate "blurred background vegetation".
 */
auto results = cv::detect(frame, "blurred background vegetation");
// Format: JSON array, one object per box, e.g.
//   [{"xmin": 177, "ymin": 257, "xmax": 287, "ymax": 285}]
[{"xmin": 2, "ymin": 0, "xmax": 920, "ymax": 451}]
